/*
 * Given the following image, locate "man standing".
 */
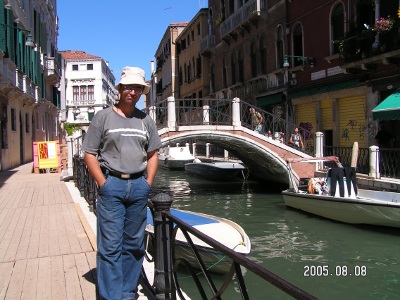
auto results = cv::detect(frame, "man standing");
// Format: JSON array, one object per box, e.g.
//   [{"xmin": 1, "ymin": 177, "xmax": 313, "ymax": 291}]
[
  {"xmin": 249, "ymin": 107, "xmax": 263, "ymax": 134},
  {"xmin": 82, "ymin": 66, "xmax": 162, "ymax": 300}
]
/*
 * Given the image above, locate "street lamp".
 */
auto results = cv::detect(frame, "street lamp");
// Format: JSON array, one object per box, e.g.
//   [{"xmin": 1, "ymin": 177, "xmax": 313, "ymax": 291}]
[
  {"xmin": 0, "ymin": 22, "xmax": 35, "ymax": 47},
  {"xmin": 283, "ymin": 55, "xmax": 315, "ymax": 68}
]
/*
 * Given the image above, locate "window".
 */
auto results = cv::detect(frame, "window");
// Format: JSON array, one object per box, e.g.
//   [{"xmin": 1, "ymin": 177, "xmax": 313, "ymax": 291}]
[
  {"xmin": 196, "ymin": 55, "xmax": 202, "ymax": 78},
  {"xmin": 197, "ymin": 23, "xmax": 200, "ymax": 36},
  {"xmin": 87, "ymin": 64, "xmax": 93, "ymax": 70},
  {"xmin": 191, "ymin": 30, "xmax": 194, "ymax": 42},
  {"xmin": 331, "ymin": 4, "xmax": 344, "ymax": 54},
  {"xmin": 222, "ymin": 57, "xmax": 227, "ymax": 88},
  {"xmin": 231, "ymin": 52, "xmax": 236, "ymax": 85},
  {"xmin": 293, "ymin": 24, "xmax": 304, "ymax": 67},
  {"xmin": 80, "ymin": 86, "xmax": 87, "ymax": 102},
  {"xmin": 11, "ymin": 108, "xmax": 16, "ymax": 131},
  {"xmin": 276, "ymin": 27, "xmax": 284, "ymax": 69},
  {"xmin": 251, "ymin": 41, "xmax": 257, "ymax": 77},
  {"xmin": 88, "ymin": 85, "xmax": 94, "ymax": 101},
  {"xmin": 1, "ymin": 105, "xmax": 8, "ymax": 149},
  {"xmin": 25, "ymin": 113, "xmax": 29, "ymax": 133},
  {"xmin": 73, "ymin": 86, "xmax": 79, "ymax": 102},
  {"xmin": 72, "ymin": 64, "xmax": 78, "ymax": 71},
  {"xmin": 260, "ymin": 36, "xmax": 267, "ymax": 74},
  {"xmin": 238, "ymin": 48, "xmax": 244, "ymax": 83}
]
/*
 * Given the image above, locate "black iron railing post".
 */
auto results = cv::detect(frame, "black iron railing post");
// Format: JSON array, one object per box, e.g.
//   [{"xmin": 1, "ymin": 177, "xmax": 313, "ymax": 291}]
[{"xmin": 152, "ymin": 193, "xmax": 175, "ymax": 300}]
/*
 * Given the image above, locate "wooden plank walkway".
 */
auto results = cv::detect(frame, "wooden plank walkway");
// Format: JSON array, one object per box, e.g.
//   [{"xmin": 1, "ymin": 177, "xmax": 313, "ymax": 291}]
[{"xmin": 0, "ymin": 163, "xmax": 97, "ymax": 300}]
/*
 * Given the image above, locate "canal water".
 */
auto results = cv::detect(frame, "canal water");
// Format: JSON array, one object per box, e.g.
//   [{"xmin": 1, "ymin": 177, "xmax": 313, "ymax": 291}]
[{"xmin": 151, "ymin": 168, "xmax": 400, "ymax": 300}]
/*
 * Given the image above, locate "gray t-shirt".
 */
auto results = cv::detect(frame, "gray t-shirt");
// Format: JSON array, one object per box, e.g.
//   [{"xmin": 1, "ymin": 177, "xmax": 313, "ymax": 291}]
[{"xmin": 82, "ymin": 107, "xmax": 162, "ymax": 174}]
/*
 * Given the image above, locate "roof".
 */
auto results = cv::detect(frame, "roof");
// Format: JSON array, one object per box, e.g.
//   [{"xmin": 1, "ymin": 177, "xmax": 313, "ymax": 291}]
[{"xmin": 59, "ymin": 50, "xmax": 101, "ymax": 60}]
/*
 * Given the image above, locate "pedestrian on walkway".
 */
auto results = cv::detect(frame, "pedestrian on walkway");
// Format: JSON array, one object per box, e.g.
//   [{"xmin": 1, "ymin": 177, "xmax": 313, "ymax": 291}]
[{"xmin": 82, "ymin": 66, "xmax": 162, "ymax": 300}]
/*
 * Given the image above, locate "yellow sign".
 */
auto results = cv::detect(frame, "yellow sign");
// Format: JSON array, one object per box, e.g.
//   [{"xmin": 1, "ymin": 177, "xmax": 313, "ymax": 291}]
[{"xmin": 37, "ymin": 141, "xmax": 59, "ymax": 169}]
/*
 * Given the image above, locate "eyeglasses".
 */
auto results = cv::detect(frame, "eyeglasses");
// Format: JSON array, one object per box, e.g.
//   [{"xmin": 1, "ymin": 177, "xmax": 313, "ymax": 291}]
[{"xmin": 121, "ymin": 85, "xmax": 143, "ymax": 93}]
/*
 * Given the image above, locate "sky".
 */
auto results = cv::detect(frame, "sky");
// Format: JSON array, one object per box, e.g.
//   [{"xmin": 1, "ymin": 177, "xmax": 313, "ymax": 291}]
[{"xmin": 57, "ymin": 0, "xmax": 207, "ymax": 108}]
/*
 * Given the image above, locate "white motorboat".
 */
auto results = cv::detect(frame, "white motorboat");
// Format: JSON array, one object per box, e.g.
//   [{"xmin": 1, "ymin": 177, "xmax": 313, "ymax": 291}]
[
  {"xmin": 158, "ymin": 144, "xmax": 195, "ymax": 169},
  {"xmin": 145, "ymin": 208, "xmax": 251, "ymax": 274},
  {"xmin": 184, "ymin": 159, "xmax": 246, "ymax": 181},
  {"xmin": 282, "ymin": 156, "xmax": 400, "ymax": 228}
]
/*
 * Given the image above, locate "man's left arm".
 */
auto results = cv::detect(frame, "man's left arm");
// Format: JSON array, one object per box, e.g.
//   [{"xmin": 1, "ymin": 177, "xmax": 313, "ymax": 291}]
[{"xmin": 146, "ymin": 150, "xmax": 158, "ymax": 186}]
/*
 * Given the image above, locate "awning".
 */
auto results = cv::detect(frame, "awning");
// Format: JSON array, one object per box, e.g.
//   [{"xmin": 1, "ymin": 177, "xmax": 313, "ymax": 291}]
[
  {"xmin": 257, "ymin": 92, "xmax": 283, "ymax": 106},
  {"xmin": 372, "ymin": 89, "xmax": 400, "ymax": 121}
]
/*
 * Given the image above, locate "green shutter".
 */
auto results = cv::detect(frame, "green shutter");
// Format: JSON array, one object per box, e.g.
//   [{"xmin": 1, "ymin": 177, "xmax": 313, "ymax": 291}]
[{"xmin": 0, "ymin": 0, "xmax": 6, "ymax": 52}]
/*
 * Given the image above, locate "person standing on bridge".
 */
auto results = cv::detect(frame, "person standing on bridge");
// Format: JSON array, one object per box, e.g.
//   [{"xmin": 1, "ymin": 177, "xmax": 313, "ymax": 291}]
[
  {"xmin": 82, "ymin": 66, "xmax": 162, "ymax": 300},
  {"xmin": 249, "ymin": 107, "xmax": 263, "ymax": 134},
  {"xmin": 289, "ymin": 127, "xmax": 304, "ymax": 149}
]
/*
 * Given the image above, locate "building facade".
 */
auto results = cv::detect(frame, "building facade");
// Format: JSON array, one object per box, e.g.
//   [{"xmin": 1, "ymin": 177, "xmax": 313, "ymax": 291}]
[
  {"xmin": 285, "ymin": 0, "xmax": 400, "ymax": 148},
  {"xmin": 175, "ymin": 8, "xmax": 211, "ymax": 124},
  {"xmin": 0, "ymin": 0, "xmax": 61, "ymax": 170},
  {"xmin": 59, "ymin": 50, "xmax": 115, "ymax": 127}
]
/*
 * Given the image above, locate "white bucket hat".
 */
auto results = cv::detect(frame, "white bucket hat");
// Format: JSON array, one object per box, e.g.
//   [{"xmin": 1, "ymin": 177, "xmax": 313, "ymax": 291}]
[{"xmin": 115, "ymin": 66, "xmax": 150, "ymax": 94}]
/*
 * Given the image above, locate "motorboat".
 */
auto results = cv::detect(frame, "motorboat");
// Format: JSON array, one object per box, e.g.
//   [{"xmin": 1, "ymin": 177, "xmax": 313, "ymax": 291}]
[
  {"xmin": 158, "ymin": 144, "xmax": 195, "ymax": 169},
  {"xmin": 282, "ymin": 156, "xmax": 400, "ymax": 228},
  {"xmin": 145, "ymin": 208, "xmax": 251, "ymax": 274},
  {"xmin": 184, "ymin": 159, "xmax": 246, "ymax": 181}
]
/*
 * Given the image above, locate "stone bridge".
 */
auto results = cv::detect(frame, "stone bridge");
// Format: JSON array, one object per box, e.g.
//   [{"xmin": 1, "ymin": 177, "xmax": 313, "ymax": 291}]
[
  {"xmin": 151, "ymin": 97, "xmax": 320, "ymax": 187},
  {"xmin": 158, "ymin": 126, "xmax": 319, "ymax": 187}
]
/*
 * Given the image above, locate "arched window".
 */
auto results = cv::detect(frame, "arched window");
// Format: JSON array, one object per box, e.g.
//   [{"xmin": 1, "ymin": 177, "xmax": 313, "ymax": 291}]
[
  {"xmin": 293, "ymin": 24, "xmax": 304, "ymax": 67},
  {"xmin": 331, "ymin": 3, "xmax": 344, "ymax": 54},
  {"xmin": 276, "ymin": 26, "xmax": 284, "ymax": 69}
]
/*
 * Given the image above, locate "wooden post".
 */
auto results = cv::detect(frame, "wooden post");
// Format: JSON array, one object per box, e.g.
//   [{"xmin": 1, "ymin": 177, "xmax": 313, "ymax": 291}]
[{"xmin": 351, "ymin": 142, "xmax": 359, "ymax": 168}]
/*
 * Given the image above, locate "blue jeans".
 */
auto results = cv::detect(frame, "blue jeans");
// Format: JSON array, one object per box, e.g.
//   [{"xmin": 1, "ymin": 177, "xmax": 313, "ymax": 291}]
[{"xmin": 96, "ymin": 174, "xmax": 151, "ymax": 300}]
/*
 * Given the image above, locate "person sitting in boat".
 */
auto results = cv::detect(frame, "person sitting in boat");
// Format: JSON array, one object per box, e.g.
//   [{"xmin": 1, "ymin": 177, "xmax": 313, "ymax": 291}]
[{"xmin": 289, "ymin": 127, "xmax": 304, "ymax": 149}]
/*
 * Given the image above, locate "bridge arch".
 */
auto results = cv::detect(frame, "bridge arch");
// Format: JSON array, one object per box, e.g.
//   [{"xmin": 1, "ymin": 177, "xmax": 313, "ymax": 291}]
[{"xmin": 158, "ymin": 127, "xmax": 315, "ymax": 186}]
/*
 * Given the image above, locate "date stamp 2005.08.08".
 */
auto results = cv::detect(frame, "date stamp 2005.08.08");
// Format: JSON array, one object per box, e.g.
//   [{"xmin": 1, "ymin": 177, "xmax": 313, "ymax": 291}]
[{"xmin": 304, "ymin": 265, "xmax": 367, "ymax": 277}]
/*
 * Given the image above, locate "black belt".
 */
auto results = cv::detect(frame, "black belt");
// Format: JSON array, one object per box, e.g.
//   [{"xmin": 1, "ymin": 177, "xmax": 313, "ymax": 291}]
[{"xmin": 103, "ymin": 168, "xmax": 143, "ymax": 179}]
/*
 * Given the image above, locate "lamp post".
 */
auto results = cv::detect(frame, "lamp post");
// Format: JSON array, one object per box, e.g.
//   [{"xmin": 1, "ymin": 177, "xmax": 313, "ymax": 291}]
[
  {"xmin": 283, "ymin": 55, "xmax": 315, "ymax": 68},
  {"xmin": 0, "ymin": 22, "xmax": 35, "ymax": 47}
]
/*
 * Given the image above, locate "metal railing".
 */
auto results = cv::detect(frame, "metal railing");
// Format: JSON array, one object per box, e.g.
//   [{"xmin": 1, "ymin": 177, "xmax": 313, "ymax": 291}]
[
  {"xmin": 151, "ymin": 98, "xmax": 315, "ymax": 155},
  {"xmin": 324, "ymin": 146, "xmax": 400, "ymax": 178},
  {"xmin": 72, "ymin": 161, "xmax": 318, "ymax": 299}
]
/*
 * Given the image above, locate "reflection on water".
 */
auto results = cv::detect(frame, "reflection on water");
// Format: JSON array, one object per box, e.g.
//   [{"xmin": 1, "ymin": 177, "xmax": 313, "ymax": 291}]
[{"xmin": 153, "ymin": 168, "xmax": 400, "ymax": 299}]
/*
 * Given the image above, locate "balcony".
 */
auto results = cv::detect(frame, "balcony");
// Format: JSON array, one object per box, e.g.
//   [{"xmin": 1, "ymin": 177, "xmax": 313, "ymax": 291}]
[
  {"xmin": 45, "ymin": 57, "xmax": 61, "ymax": 84},
  {"xmin": 339, "ymin": 29, "xmax": 400, "ymax": 72},
  {"xmin": 219, "ymin": 0, "xmax": 267, "ymax": 41},
  {"xmin": 200, "ymin": 35, "xmax": 215, "ymax": 56}
]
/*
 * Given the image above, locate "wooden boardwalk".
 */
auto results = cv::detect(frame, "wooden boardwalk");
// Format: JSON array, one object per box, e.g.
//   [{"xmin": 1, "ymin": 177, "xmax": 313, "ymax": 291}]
[{"xmin": 0, "ymin": 163, "xmax": 97, "ymax": 299}]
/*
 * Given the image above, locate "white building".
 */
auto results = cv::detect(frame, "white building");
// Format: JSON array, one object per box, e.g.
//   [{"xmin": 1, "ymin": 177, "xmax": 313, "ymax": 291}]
[{"xmin": 59, "ymin": 50, "xmax": 115, "ymax": 125}]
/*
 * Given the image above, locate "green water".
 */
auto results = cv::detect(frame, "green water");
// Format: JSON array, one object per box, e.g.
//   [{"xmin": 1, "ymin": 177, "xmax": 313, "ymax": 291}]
[{"xmin": 152, "ymin": 168, "xmax": 400, "ymax": 299}]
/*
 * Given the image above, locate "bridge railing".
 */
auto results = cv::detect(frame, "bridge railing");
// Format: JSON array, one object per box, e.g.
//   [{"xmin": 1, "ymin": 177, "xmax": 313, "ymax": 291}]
[{"xmin": 149, "ymin": 97, "xmax": 315, "ymax": 155}]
